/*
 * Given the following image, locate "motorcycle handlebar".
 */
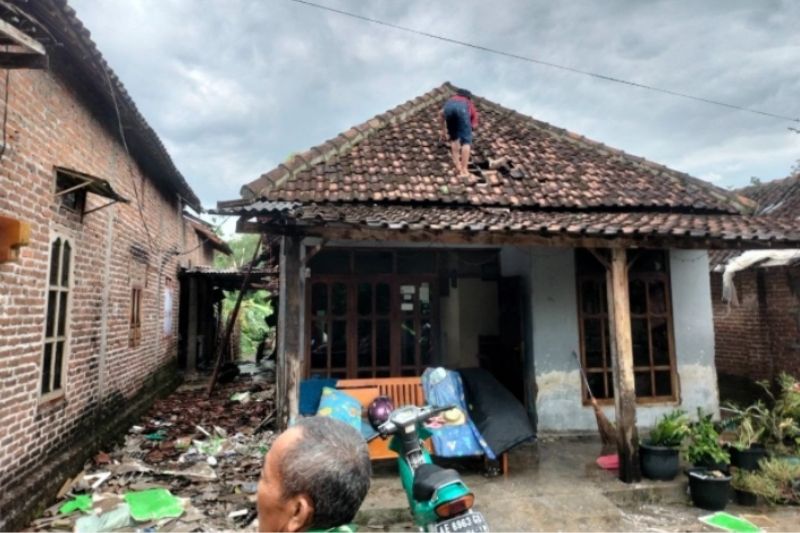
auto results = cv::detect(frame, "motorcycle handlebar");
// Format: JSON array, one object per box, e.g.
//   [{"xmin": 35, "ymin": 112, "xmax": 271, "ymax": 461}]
[{"xmin": 377, "ymin": 404, "xmax": 457, "ymax": 436}]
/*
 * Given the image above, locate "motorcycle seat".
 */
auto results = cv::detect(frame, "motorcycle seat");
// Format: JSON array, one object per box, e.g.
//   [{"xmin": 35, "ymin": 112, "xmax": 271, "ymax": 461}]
[{"xmin": 412, "ymin": 463, "xmax": 461, "ymax": 501}]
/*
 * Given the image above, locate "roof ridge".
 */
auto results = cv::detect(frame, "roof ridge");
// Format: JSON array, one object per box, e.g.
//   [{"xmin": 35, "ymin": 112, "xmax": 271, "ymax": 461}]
[
  {"xmin": 469, "ymin": 92, "xmax": 755, "ymax": 215},
  {"xmin": 240, "ymin": 82, "xmax": 456, "ymax": 199}
]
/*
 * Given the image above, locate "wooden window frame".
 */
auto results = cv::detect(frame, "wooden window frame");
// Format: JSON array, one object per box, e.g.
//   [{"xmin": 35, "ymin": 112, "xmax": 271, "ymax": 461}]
[
  {"xmin": 576, "ymin": 250, "xmax": 679, "ymax": 405},
  {"xmin": 129, "ymin": 286, "xmax": 143, "ymax": 348},
  {"xmin": 54, "ymin": 170, "xmax": 87, "ymax": 215},
  {"xmin": 305, "ymin": 249, "xmax": 440, "ymax": 379},
  {"xmin": 40, "ymin": 233, "xmax": 73, "ymax": 402}
]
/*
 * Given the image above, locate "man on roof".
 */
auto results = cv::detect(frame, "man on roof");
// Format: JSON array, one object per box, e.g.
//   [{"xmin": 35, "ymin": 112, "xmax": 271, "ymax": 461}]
[{"xmin": 440, "ymin": 88, "xmax": 479, "ymax": 178}]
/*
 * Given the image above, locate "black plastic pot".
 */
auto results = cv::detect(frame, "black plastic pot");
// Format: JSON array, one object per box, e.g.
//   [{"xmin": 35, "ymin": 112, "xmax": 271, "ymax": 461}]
[
  {"xmin": 687, "ymin": 468, "xmax": 731, "ymax": 511},
  {"xmin": 640, "ymin": 442, "xmax": 680, "ymax": 480},
  {"xmin": 730, "ymin": 445, "xmax": 768, "ymax": 471},
  {"xmin": 693, "ymin": 456, "xmax": 730, "ymax": 474},
  {"xmin": 734, "ymin": 489, "xmax": 758, "ymax": 506}
]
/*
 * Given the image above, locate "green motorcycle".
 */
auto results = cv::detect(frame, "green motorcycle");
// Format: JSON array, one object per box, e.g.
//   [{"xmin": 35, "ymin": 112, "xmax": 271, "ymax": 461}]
[{"xmin": 369, "ymin": 401, "xmax": 489, "ymax": 532}]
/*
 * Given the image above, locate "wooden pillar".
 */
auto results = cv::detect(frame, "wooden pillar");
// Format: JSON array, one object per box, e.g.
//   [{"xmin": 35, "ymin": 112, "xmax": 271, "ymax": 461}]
[
  {"xmin": 186, "ymin": 276, "xmax": 199, "ymax": 372},
  {"xmin": 606, "ymin": 247, "xmax": 641, "ymax": 482},
  {"xmin": 277, "ymin": 235, "xmax": 304, "ymax": 430}
]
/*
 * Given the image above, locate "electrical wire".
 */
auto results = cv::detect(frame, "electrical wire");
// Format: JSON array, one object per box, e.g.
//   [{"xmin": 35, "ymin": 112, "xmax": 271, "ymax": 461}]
[
  {"xmin": 287, "ymin": 0, "xmax": 800, "ymax": 124},
  {"xmin": 102, "ymin": 66, "xmax": 157, "ymax": 253}
]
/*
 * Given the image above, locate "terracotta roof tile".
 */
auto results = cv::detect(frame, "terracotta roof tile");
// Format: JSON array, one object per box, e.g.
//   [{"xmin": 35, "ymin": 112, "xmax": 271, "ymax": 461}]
[
  {"xmin": 215, "ymin": 201, "xmax": 800, "ymax": 247},
  {"xmin": 238, "ymin": 83, "xmax": 751, "ymax": 214}
]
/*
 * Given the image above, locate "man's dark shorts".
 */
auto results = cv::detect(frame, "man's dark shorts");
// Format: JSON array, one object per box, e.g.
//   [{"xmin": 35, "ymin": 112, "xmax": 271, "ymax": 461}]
[{"xmin": 443, "ymin": 100, "xmax": 473, "ymax": 145}]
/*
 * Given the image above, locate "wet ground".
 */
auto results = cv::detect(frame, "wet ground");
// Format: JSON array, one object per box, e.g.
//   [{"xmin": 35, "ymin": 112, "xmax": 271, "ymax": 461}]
[{"xmin": 358, "ymin": 437, "xmax": 800, "ymax": 532}]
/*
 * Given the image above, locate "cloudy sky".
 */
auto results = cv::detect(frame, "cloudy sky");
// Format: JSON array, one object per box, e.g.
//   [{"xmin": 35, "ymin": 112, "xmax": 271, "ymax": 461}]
[{"xmin": 71, "ymin": 0, "xmax": 799, "ymax": 230}]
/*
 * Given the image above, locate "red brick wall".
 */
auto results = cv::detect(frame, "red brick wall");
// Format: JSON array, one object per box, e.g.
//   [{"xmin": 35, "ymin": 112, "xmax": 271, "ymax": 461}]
[
  {"xmin": 0, "ymin": 69, "xmax": 202, "ymax": 527},
  {"xmin": 711, "ymin": 266, "xmax": 800, "ymax": 383}
]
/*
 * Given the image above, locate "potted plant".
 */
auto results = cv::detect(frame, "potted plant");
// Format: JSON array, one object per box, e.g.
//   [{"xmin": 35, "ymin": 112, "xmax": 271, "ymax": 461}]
[
  {"xmin": 731, "ymin": 457, "xmax": 800, "ymax": 505},
  {"xmin": 722, "ymin": 401, "xmax": 768, "ymax": 471},
  {"xmin": 684, "ymin": 409, "xmax": 731, "ymax": 471},
  {"xmin": 757, "ymin": 373, "xmax": 800, "ymax": 459},
  {"xmin": 640, "ymin": 410, "xmax": 689, "ymax": 480},
  {"xmin": 731, "ymin": 470, "xmax": 760, "ymax": 506},
  {"xmin": 684, "ymin": 409, "xmax": 732, "ymax": 511}
]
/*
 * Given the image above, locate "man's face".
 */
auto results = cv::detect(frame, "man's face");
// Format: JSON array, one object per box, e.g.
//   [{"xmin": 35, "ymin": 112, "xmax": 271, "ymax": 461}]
[{"xmin": 257, "ymin": 427, "xmax": 311, "ymax": 532}]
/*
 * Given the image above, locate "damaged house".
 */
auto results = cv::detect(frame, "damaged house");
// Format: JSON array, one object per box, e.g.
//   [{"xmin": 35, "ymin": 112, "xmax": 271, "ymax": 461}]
[
  {"xmin": 710, "ymin": 172, "xmax": 800, "ymax": 396},
  {"xmin": 217, "ymin": 83, "xmax": 800, "ymax": 481},
  {"xmin": 0, "ymin": 2, "xmax": 219, "ymax": 528}
]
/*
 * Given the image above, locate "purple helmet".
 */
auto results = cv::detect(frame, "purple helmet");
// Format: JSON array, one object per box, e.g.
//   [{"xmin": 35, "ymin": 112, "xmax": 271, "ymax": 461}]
[{"xmin": 367, "ymin": 396, "xmax": 395, "ymax": 430}]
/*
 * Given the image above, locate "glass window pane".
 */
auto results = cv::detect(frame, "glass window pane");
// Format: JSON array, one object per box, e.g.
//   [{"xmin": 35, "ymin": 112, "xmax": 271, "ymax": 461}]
[
  {"xmin": 401, "ymin": 368, "xmax": 417, "ymax": 377},
  {"xmin": 397, "ymin": 251, "xmax": 436, "ymax": 274},
  {"xmin": 357, "ymin": 283, "xmax": 372, "ymax": 316},
  {"xmin": 419, "ymin": 283, "xmax": 431, "ymax": 316},
  {"xmin": 46, "ymin": 290, "xmax": 57, "ymax": 337},
  {"xmin": 376, "ymin": 283, "xmax": 390, "ymax": 315},
  {"xmin": 632, "ymin": 318, "xmax": 650, "ymax": 367},
  {"xmin": 376, "ymin": 320, "xmax": 390, "ymax": 366},
  {"xmin": 581, "ymin": 280, "xmax": 604, "ymax": 315},
  {"xmin": 357, "ymin": 320, "xmax": 372, "ymax": 368},
  {"xmin": 651, "ymin": 318, "xmax": 670, "ymax": 365},
  {"xmin": 575, "ymin": 249, "xmax": 607, "ymax": 275},
  {"xmin": 58, "ymin": 292, "xmax": 68, "ymax": 336},
  {"xmin": 649, "ymin": 280, "xmax": 668, "ymax": 315},
  {"xmin": 354, "ymin": 251, "xmax": 393, "ymax": 274},
  {"xmin": 655, "ymin": 371, "xmax": 672, "ymax": 396},
  {"xmin": 400, "ymin": 285, "xmax": 415, "ymax": 315},
  {"xmin": 631, "ymin": 250, "xmax": 666, "ymax": 273},
  {"xmin": 401, "ymin": 319, "xmax": 416, "ymax": 366},
  {"xmin": 587, "ymin": 372, "xmax": 607, "ymax": 399},
  {"xmin": 310, "ymin": 321, "xmax": 327, "ymax": 370},
  {"xmin": 420, "ymin": 319, "xmax": 431, "ymax": 365},
  {"xmin": 330, "ymin": 370, "xmax": 347, "ymax": 379},
  {"xmin": 311, "ymin": 283, "xmax": 328, "ymax": 316},
  {"xmin": 357, "ymin": 369, "xmax": 373, "ymax": 378},
  {"xmin": 53, "ymin": 341, "xmax": 64, "ymax": 390},
  {"xmin": 376, "ymin": 369, "xmax": 391, "ymax": 378},
  {"xmin": 61, "ymin": 242, "xmax": 71, "ymax": 287},
  {"xmin": 583, "ymin": 319, "xmax": 604, "ymax": 369},
  {"xmin": 49, "ymin": 239, "xmax": 61, "ymax": 286},
  {"xmin": 331, "ymin": 283, "xmax": 347, "ymax": 316},
  {"xmin": 309, "ymin": 250, "xmax": 350, "ymax": 274},
  {"xmin": 606, "ymin": 373, "xmax": 615, "ymax": 398},
  {"xmin": 629, "ymin": 279, "xmax": 646, "ymax": 315},
  {"xmin": 41, "ymin": 344, "xmax": 52, "ymax": 394},
  {"xmin": 635, "ymin": 371, "xmax": 653, "ymax": 397},
  {"xmin": 331, "ymin": 320, "xmax": 347, "ymax": 368}
]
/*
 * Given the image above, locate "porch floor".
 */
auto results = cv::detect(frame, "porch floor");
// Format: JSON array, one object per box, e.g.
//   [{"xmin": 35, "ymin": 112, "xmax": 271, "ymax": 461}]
[{"xmin": 357, "ymin": 437, "xmax": 800, "ymax": 532}]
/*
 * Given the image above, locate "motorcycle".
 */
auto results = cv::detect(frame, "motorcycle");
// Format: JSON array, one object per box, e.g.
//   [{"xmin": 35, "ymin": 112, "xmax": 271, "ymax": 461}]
[{"xmin": 368, "ymin": 398, "xmax": 489, "ymax": 532}]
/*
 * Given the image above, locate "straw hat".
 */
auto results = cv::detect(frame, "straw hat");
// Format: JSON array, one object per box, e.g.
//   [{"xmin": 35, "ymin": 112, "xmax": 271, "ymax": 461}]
[{"xmin": 442, "ymin": 407, "xmax": 466, "ymax": 426}]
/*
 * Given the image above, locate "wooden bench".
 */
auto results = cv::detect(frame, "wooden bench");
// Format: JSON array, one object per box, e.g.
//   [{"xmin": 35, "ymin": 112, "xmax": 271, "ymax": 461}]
[{"xmin": 336, "ymin": 377, "xmax": 508, "ymax": 475}]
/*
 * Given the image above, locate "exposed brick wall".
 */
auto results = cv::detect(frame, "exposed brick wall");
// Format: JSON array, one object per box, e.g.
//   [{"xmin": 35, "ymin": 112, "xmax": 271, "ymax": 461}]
[
  {"xmin": 711, "ymin": 266, "xmax": 800, "ymax": 386},
  {"xmin": 0, "ymin": 68, "xmax": 203, "ymax": 528}
]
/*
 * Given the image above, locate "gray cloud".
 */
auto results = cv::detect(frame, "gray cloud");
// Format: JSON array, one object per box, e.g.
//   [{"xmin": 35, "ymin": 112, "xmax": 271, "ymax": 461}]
[{"xmin": 71, "ymin": 0, "xmax": 800, "ymax": 217}]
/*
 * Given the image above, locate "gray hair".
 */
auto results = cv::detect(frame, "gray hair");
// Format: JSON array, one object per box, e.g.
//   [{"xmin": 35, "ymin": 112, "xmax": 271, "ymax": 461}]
[{"xmin": 280, "ymin": 416, "xmax": 372, "ymax": 530}]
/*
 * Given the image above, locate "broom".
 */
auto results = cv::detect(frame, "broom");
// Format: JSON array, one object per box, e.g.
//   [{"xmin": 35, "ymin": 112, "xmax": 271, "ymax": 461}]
[{"xmin": 573, "ymin": 351, "xmax": 617, "ymax": 448}]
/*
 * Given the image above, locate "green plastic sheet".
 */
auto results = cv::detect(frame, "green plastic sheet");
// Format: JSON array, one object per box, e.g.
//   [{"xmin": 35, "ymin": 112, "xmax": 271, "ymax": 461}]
[
  {"xmin": 699, "ymin": 512, "xmax": 761, "ymax": 533},
  {"xmin": 123, "ymin": 488, "xmax": 184, "ymax": 521},
  {"xmin": 59, "ymin": 494, "xmax": 92, "ymax": 515}
]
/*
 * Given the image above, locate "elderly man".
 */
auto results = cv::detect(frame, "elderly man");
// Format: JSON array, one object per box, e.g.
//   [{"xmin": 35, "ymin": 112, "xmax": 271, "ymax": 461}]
[{"xmin": 257, "ymin": 416, "xmax": 372, "ymax": 532}]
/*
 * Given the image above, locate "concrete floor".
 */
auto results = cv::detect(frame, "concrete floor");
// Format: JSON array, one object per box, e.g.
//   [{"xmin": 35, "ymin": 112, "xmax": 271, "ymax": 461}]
[{"xmin": 356, "ymin": 437, "xmax": 800, "ymax": 532}]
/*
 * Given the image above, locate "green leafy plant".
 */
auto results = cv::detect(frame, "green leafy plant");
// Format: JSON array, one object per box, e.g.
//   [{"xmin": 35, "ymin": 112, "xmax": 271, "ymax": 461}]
[
  {"xmin": 683, "ymin": 408, "xmax": 731, "ymax": 466},
  {"xmin": 647, "ymin": 409, "xmax": 690, "ymax": 448},
  {"xmin": 722, "ymin": 400, "xmax": 769, "ymax": 451},
  {"xmin": 755, "ymin": 373, "xmax": 800, "ymax": 456},
  {"xmin": 732, "ymin": 458, "xmax": 800, "ymax": 505}
]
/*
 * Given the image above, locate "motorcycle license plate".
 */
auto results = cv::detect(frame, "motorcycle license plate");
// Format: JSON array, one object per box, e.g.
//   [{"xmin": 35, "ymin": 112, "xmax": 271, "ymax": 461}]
[{"xmin": 435, "ymin": 511, "xmax": 488, "ymax": 532}]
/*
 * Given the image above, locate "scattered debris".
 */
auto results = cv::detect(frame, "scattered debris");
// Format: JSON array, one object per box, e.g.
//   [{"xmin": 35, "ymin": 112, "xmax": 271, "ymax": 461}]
[{"xmin": 28, "ymin": 369, "xmax": 276, "ymax": 531}]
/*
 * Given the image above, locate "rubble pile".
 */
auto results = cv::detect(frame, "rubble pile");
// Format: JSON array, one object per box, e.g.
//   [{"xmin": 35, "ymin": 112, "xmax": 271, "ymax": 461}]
[{"xmin": 29, "ymin": 373, "xmax": 276, "ymax": 532}]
